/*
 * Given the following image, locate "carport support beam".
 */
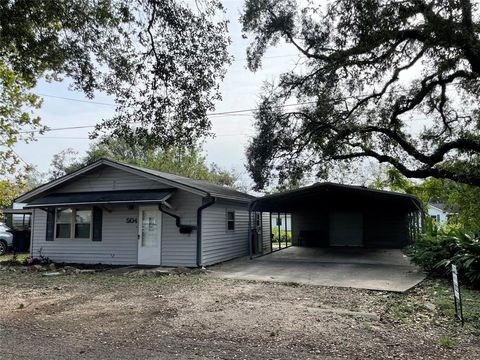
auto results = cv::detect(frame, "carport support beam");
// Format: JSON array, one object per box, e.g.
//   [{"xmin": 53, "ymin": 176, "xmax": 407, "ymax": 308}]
[
  {"xmin": 277, "ymin": 212, "xmax": 281, "ymax": 249},
  {"xmin": 248, "ymin": 202, "xmax": 254, "ymax": 259},
  {"xmin": 269, "ymin": 212, "xmax": 273, "ymax": 253}
]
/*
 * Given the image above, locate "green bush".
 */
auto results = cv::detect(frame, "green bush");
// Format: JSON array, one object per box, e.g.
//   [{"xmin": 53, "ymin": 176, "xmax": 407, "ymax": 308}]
[
  {"xmin": 407, "ymin": 227, "xmax": 480, "ymax": 288},
  {"xmin": 272, "ymin": 228, "xmax": 292, "ymax": 243}
]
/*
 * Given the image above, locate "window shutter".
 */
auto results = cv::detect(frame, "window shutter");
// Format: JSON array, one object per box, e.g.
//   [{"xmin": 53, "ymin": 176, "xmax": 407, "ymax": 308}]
[
  {"xmin": 46, "ymin": 208, "xmax": 55, "ymax": 241},
  {"xmin": 92, "ymin": 207, "xmax": 103, "ymax": 241}
]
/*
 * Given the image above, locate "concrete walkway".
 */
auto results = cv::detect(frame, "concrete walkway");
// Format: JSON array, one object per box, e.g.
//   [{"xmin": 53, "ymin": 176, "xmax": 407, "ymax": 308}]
[{"xmin": 210, "ymin": 247, "xmax": 426, "ymax": 292}]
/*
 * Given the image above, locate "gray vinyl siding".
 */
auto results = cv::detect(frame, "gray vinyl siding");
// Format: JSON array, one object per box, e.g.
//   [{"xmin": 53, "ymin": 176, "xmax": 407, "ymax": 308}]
[
  {"xmin": 261, "ymin": 212, "xmax": 271, "ymax": 252},
  {"xmin": 31, "ymin": 207, "xmax": 138, "ymax": 264},
  {"xmin": 160, "ymin": 190, "xmax": 202, "ymax": 267},
  {"xmin": 60, "ymin": 166, "xmax": 169, "ymax": 192},
  {"xmin": 201, "ymin": 200, "xmax": 249, "ymax": 266},
  {"xmin": 31, "ymin": 191, "xmax": 202, "ymax": 266}
]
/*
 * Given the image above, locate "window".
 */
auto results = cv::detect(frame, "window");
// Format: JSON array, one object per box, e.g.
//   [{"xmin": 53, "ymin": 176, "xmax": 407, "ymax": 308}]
[
  {"xmin": 226, "ymin": 211, "xmax": 235, "ymax": 231},
  {"xmin": 56, "ymin": 208, "xmax": 73, "ymax": 238},
  {"xmin": 55, "ymin": 208, "xmax": 92, "ymax": 239},
  {"xmin": 75, "ymin": 209, "xmax": 92, "ymax": 238}
]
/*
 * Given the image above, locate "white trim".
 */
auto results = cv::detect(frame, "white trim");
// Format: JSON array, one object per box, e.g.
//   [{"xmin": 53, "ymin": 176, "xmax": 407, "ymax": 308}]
[{"xmin": 226, "ymin": 209, "xmax": 235, "ymax": 232}]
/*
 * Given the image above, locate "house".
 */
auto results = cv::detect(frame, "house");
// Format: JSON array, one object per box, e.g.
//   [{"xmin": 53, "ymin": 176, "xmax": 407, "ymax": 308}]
[
  {"xmin": 249, "ymin": 183, "xmax": 423, "ymax": 255},
  {"xmin": 16, "ymin": 159, "xmax": 255, "ymax": 267},
  {"xmin": 427, "ymin": 202, "xmax": 455, "ymax": 225},
  {"xmin": 17, "ymin": 159, "xmax": 424, "ymax": 267}
]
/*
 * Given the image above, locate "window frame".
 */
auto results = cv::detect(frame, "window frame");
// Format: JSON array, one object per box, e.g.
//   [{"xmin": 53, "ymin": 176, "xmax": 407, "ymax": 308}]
[
  {"xmin": 226, "ymin": 210, "xmax": 235, "ymax": 232},
  {"xmin": 54, "ymin": 207, "xmax": 93, "ymax": 240}
]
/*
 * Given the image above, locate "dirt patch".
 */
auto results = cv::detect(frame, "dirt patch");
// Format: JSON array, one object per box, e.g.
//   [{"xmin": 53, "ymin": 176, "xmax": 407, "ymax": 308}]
[{"xmin": 0, "ymin": 271, "xmax": 478, "ymax": 359}]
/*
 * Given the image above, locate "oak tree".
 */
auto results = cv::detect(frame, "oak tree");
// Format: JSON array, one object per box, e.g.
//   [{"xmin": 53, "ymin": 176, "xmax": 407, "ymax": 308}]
[
  {"xmin": 0, "ymin": 0, "xmax": 230, "ymax": 205},
  {"xmin": 241, "ymin": 0, "xmax": 480, "ymax": 190}
]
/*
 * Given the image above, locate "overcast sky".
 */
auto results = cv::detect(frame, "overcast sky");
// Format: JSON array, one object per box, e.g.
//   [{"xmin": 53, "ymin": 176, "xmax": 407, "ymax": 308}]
[{"xmin": 14, "ymin": 1, "xmax": 299, "ymax": 187}]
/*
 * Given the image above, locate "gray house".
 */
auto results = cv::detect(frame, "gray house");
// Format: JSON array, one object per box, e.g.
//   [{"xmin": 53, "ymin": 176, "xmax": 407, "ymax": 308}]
[{"xmin": 16, "ymin": 159, "xmax": 255, "ymax": 267}]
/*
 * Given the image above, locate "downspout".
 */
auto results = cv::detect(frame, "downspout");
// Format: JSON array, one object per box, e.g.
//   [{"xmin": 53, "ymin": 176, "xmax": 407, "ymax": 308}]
[
  {"xmin": 158, "ymin": 204, "xmax": 197, "ymax": 233},
  {"xmin": 196, "ymin": 196, "xmax": 216, "ymax": 267}
]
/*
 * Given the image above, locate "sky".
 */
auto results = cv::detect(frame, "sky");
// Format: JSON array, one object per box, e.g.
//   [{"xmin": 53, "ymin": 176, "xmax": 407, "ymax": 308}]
[{"xmin": 13, "ymin": 1, "xmax": 299, "ymax": 187}]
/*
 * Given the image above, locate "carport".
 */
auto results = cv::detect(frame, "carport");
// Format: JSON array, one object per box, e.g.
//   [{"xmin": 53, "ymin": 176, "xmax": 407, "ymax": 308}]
[
  {"xmin": 248, "ymin": 183, "xmax": 423, "ymax": 258},
  {"xmin": 214, "ymin": 183, "xmax": 426, "ymax": 292}
]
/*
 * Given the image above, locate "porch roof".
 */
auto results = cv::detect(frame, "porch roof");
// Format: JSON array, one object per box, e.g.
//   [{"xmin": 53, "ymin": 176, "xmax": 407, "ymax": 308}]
[{"xmin": 24, "ymin": 189, "xmax": 175, "ymax": 208}]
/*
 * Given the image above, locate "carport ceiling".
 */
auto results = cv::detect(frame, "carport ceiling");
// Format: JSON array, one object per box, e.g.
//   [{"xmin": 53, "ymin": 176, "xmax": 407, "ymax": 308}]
[{"xmin": 252, "ymin": 182, "xmax": 421, "ymax": 213}]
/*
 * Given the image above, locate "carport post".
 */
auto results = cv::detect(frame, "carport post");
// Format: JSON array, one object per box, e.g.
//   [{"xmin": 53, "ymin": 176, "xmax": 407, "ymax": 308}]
[
  {"xmin": 284, "ymin": 213, "xmax": 288, "ymax": 248},
  {"xmin": 269, "ymin": 212, "xmax": 273, "ymax": 253},
  {"xmin": 277, "ymin": 212, "xmax": 282, "ymax": 249},
  {"xmin": 248, "ymin": 201, "xmax": 255, "ymax": 259}
]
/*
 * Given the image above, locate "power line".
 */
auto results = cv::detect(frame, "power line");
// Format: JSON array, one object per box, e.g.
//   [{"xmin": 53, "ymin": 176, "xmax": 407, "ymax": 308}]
[
  {"xmin": 34, "ymin": 54, "xmax": 303, "ymax": 107},
  {"xmin": 28, "ymin": 83, "xmax": 465, "ymax": 135},
  {"xmin": 13, "ymin": 150, "xmax": 30, "ymax": 167},
  {"xmin": 36, "ymin": 93, "xmax": 116, "ymax": 107},
  {"xmin": 232, "ymin": 53, "xmax": 300, "ymax": 62},
  {"xmin": 38, "ymin": 132, "xmax": 253, "ymax": 140}
]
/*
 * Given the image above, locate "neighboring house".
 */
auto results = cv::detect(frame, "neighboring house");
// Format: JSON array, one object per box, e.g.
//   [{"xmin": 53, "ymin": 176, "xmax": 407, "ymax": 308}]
[
  {"xmin": 16, "ymin": 159, "xmax": 255, "ymax": 267},
  {"xmin": 427, "ymin": 202, "xmax": 454, "ymax": 224}
]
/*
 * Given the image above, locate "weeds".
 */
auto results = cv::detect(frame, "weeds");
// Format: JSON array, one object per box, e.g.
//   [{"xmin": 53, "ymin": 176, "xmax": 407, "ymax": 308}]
[{"xmin": 438, "ymin": 336, "xmax": 455, "ymax": 348}]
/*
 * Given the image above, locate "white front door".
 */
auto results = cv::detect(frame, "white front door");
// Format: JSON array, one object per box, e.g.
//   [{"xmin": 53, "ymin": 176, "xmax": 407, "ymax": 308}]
[{"xmin": 138, "ymin": 206, "xmax": 162, "ymax": 265}]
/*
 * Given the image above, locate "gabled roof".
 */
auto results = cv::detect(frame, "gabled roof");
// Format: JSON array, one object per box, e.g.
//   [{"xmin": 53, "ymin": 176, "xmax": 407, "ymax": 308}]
[
  {"xmin": 428, "ymin": 202, "xmax": 457, "ymax": 214},
  {"xmin": 16, "ymin": 158, "xmax": 256, "ymax": 204}
]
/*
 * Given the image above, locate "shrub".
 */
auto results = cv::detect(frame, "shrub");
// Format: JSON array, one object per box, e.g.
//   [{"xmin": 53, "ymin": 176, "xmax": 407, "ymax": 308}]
[
  {"xmin": 271, "ymin": 228, "xmax": 292, "ymax": 243},
  {"xmin": 23, "ymin": 255, "xmax": 51, "ymax": 266},
  {"xmin": 407, "ymin": 227, "xmax": 480, "ymax": 288}
]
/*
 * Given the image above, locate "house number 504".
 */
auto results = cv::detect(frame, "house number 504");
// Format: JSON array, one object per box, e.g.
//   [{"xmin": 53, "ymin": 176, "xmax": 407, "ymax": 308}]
[{"xmin": 126, "ymin": 218, "xmax": 138, "ymax": 223}]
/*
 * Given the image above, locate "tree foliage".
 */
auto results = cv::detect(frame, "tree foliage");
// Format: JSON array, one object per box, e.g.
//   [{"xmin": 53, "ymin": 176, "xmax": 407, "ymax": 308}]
[
  {"xmin": 373, "ymin": 168, "xmax": 480, "ymax": 232},
  {"xmin": 241, "ymin": 0, "xmax": 480, "ymax": 190},
  {"xmin": 49, "ymin": 138, "xmax": 242, "ymax": 189},
  {"xmin": 0, "ymin": 0, "xmax": 230, "ymax": 175}
]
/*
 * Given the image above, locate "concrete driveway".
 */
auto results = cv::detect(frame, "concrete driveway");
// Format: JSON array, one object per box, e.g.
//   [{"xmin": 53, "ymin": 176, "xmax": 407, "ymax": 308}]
[{"xmin": 210, "ymin": 247, "xmax": 426, "ymax": 292}]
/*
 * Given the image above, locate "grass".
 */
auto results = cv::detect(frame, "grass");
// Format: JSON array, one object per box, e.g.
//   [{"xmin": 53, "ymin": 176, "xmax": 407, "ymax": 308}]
[
  {"xmin": 426, "ymin": 279, "xmax": 480, "ymax": 332},
  {"xmin": 0, "ymin": 252, "xmax": 29, "ymax": 265},
  {"xmin": 0, "ymin": 267, "xmax": 212, "ymax": 292},
  {"xmin": 384, "ymin": 278, "xmax": 480, "ymax": 333},
  {"xmin": 438, "ymin": 336, "xmax": 455, "ymax": 349}
]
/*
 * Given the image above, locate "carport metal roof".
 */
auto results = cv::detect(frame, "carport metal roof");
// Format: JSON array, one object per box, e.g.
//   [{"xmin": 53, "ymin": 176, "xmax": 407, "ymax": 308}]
[{"xmin": 251, "ymin": 182, "xmax": 422, "ymax": 213}]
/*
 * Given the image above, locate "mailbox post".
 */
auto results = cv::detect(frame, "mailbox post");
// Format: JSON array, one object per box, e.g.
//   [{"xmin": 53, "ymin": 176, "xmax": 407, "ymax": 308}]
[{"xmin": 451, "ymin": 264, "xmax": 464, "ymax": 326}]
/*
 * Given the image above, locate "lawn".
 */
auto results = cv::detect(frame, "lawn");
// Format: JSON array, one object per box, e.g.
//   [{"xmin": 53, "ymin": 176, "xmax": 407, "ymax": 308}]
[
  {"xmin": 384, "ymin": 278, "xmax": 480, "ymax": 334},
  {"xmin": 0, "ymin": 252, "xmax": 28, "ymax": 265}
]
